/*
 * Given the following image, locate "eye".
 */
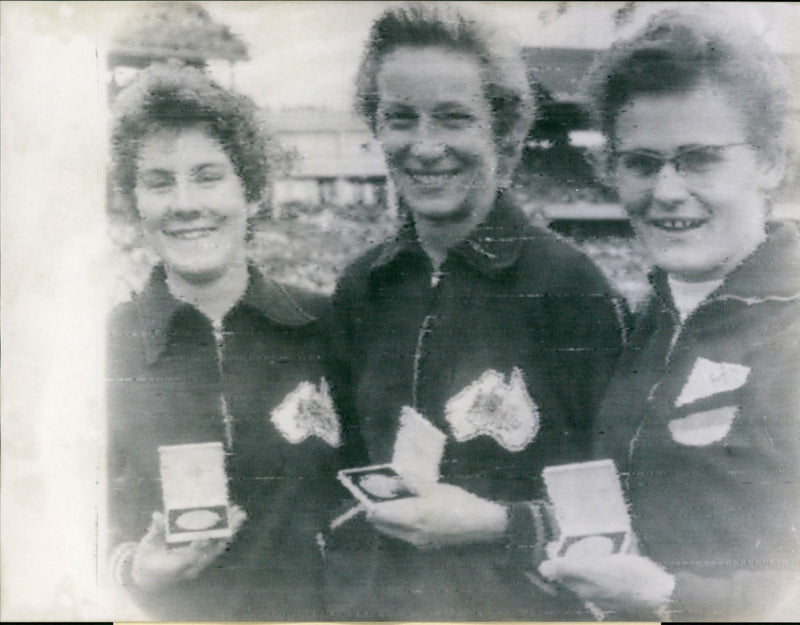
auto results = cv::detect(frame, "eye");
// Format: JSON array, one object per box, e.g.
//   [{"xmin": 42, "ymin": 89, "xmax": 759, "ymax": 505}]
[
  {"xmin": 380, "ymin": 107, "xmax": 417, "ymax": 130},
  {"xmin": 434, "ymin": 109, "xmax": 476, "ymax": 129},
  {"xmin": 677, "ymin": 147, "xmax": 724, "ymax": 174},
  {"xmin": 619, "ymin": 152, "xmax": 663, "ymax": 177},
  {"xmin": 194, "ymin": 165, "xmax": 227, "ymax": 185},
  {"xmin": 138, "ymin": 170, "xmax": 175, "ymax": 191}
]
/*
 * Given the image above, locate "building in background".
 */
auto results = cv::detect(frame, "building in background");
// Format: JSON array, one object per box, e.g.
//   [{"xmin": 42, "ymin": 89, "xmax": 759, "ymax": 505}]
[
  {"xmin": 520, "ymin": 47, "xmax": 625, "ymax": 229},
  {"xmin": 521, "ymin": 47, "xmax": 800, "ymax": 228},
  {"xmin": 103, "ymin": 3, "xmax": 799, "ymax": 224},
  {"xmin": 267, "ymin": 108, "xmax": 388, "ymax": 215},
  {"xmin": 106, "ymin": 2, "xmax": 249, "ymax": 98}
]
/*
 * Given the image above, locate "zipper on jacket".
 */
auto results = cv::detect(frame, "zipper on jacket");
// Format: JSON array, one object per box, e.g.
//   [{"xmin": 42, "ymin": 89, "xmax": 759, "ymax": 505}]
[
  {"xmin": 213, "ymin": 320, "xmax": 234, "ymax": 451},
  {"xmin": 412, "ymin": 271, "xmax": 445, "ymax": 409},
  {"xmin": 412, "ymin": 314, "xmax": 435, "ymax": 409},
  {"xmin": 637, "ymin": 295, "xmax": 722, "ymax": 466}
]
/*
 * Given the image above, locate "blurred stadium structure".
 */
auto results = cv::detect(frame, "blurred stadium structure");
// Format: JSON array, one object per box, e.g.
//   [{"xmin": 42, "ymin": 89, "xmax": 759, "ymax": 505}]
[{"xmin": 105, "ymin": 2, "xmax": 798, "ymax": 305}]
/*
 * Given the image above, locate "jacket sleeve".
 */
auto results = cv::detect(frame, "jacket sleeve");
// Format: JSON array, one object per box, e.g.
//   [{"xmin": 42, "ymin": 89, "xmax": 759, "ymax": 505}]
[
  {"xmin": 669, "ymin": 569, "xmax": 800, "ymax": 620},
  {"xmin": 324, "ymin": 273, "xmax": 371, "ymax": 469},
  {"xmin": 540, "ymin": 274, "xmax": 628, "ymax": 432},
  {"xmin": 665, "ymin": 313, "xmax": 800, "ymax": 621},
  {"xmin": 106, "ymin": 306, "xmax": 150, "ymax": 549}
]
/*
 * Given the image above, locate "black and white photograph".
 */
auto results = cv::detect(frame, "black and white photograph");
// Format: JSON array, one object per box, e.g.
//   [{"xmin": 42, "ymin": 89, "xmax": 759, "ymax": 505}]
[{"xmin": 2, "ymin": 1, "xmax": 800, "ymax": 621}]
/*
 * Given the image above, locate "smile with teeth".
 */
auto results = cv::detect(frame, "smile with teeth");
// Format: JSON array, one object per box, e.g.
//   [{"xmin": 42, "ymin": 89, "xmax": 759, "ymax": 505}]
[
  {"xmin": 163, "ymin": 226, "xmax": 218, "ymax": 240},
  {"xmin": 407, "ymin": 170, "xmax": 459, "ymax": 184},
  {"xmin": 647, "ymin": 217, "xmax": 708, "ymax": 232}
]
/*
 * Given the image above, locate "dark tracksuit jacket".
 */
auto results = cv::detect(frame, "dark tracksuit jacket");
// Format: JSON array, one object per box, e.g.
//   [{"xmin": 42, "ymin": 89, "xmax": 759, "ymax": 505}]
[
  {"xmin": 325, "ymin": 193, "xmax": 626, "ymax": 620},
  {"xmin": 107, "ymin": 264, "xmax": 344, "ymax": 621},
  {"xmin": 595, "ymin": 222, "xmax": 800, "ymax": 621}
]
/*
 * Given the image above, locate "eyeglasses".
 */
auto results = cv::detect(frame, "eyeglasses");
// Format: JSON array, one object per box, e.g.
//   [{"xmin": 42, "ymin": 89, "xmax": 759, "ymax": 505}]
[{"xmin": 615, "ymin": 143, "xmax": 748, "ymax": 179}]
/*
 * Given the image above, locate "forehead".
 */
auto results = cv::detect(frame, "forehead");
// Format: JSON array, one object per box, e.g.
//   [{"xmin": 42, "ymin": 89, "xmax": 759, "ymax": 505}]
[
  {"xmin": 377, "ymin": 45, "xmax": 487, "ymax": 107},
  {"xmin": 137, "ymin": 124, "xmax": 229, "ymax": 167},
  {"xmin": 615, "ymin": 83, "xmax": 749, "ymax": 151}
]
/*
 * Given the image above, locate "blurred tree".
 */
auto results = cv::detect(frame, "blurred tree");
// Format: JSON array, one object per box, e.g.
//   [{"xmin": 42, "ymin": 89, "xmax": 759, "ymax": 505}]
[{"xmin": 109, "ymin": 2, "xmax": 248, "ymax": 69}]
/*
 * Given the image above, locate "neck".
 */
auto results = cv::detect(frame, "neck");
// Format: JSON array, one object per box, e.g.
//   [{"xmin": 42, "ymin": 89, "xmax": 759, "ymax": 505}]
[
  {"xmin": 414, "ymin": 203, "xmax": 495, "ymax": 272},
  {"xmin": 165, "ymin": 262, "xmax": 250, "ymax": 324}
]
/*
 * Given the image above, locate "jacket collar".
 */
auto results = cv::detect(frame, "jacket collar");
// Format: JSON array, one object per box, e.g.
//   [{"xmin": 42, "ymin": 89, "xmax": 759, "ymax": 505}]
[
  {"xmin": 370, "ymin": 191, "xmax": 527, "ymax": 280},
  {"xmin": 136, "ymin": 263, "xmax": 316, "ymax": 365},
  {"xmin": 650, "ymin": 220, "xmax": 800, "ymax": 310}
]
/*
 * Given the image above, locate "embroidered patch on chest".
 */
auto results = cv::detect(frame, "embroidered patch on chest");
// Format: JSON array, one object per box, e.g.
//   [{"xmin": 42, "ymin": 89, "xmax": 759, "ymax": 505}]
[
  {"xmin": 270, "ymin": 378, "xmax": 341, "ymax": 447},
  {"xmin": 444, "ymin": 367, "xmax": 540, "ymax": 452},
  {"xmin": 668, "ymin": 406, "xmax": 738, "ymax": 446},
  {"xmin": 675, "ymin": 357, "xmax": 751, "ymax": 407}
]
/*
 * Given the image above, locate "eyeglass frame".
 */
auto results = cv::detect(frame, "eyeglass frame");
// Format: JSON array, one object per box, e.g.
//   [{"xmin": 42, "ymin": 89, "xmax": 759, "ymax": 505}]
[{"xmin": 612, "ymin": 142, "xmax": 750, "ymax": 181}]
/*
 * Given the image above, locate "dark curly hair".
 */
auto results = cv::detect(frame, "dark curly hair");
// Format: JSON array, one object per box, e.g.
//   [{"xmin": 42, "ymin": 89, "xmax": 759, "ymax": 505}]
[
  {"xmin": 110, "ymin": 61, "xmax": 270, "ymax": 216},
  {"xmin": 585, "ymin": 7, "xmax": 789, "ymax": 166}
]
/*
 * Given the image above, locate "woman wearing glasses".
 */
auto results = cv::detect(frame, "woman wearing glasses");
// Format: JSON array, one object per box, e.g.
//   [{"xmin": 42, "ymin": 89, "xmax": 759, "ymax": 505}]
[{"xmin": 539, "ymin": 8, "xmax": 800, "ymax": 621}]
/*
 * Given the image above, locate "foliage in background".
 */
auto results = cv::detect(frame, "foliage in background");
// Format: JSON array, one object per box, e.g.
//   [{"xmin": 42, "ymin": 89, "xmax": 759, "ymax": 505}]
[
  {"xmin": 108, "ymin": 206, "xmax": 652, "ymax": 310},
  {"xmin": 113, "ymin": 2, "xmax": 248, "ymax": 60}
]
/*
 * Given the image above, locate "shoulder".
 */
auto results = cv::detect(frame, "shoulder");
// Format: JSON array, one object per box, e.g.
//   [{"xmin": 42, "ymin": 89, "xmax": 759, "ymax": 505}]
[
  {"xmin": 333, "ymin": 239, "xmax": 395, "ymax": 298},
  {"xmin": 273, "ymin": 282, "xmax": 331, "ymax": 320},
  {"xmin": 107, "ymin": 296, "xmax": 142, "ymax": 340},
  {"xmin": 106, "ymin": 297, "xmax": 148, "ymax": 373},
  {"xmin": 516, "ymin": 224, "xmax": 617, "ymax": 295},
  {"xmin": 341, "ymin": 241, "xmax": 390, "ymax": 280}
]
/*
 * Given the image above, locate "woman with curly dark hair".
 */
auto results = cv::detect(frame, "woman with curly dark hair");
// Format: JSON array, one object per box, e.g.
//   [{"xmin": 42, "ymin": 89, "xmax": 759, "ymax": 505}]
[{"xmin": 106, "ymin": 62, "xmax": 342, "ymax": 621}]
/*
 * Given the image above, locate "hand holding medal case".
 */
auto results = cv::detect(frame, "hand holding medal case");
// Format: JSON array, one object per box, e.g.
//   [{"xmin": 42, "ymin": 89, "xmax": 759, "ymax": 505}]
[
  {"xmin": 158, "ymin": 442, "xmax": 232, "ymax": 543},
  {"xmin": 337, "ymin": 407, "xmax": 446, "ymax": 508},
  {"xmin": 543, "ymin": 459, "xmax": 632, "ymax": 557}
]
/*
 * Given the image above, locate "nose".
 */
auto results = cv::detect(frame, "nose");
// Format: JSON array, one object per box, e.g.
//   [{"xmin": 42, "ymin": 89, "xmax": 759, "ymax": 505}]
[
  {"xmin": 408, "ymin": 120, "xmax": 446, "ymax": 161},
  {"xmin": 652, "ymin": 162, "xmax": 689, "ymax": 206},
  {"xmin": 169, "ymin": 180, "xmax": 202, "ymax": 217},
  {"xmin": 409, "ymin": 137, "xmax": 446, "ymax": 161}
]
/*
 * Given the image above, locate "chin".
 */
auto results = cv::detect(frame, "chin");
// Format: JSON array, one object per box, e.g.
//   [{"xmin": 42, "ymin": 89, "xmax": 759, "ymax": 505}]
[
  {"xmin": 165, "ymin": 257, "xmax": 232, "ymax": 284},
  {"xmin": 407, "ymin": 198, "xmax": 474, "ymax": 223}
]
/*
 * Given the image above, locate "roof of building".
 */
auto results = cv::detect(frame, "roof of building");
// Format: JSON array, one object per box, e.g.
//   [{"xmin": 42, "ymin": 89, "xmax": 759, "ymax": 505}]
[
  {"xmin": 265, "ymin": 108, "xmax": 371, "ymax": 134},
  {"xmin": 108, "ymin": 2, "xmax": 248, "ymax": 68},
  {"xmin": 523, "ymin": 47, "xmax": 598, "ymax": 101},
  {"xmin": 265, "ymin": 109, "xmax": 386, "ymax": 178}
]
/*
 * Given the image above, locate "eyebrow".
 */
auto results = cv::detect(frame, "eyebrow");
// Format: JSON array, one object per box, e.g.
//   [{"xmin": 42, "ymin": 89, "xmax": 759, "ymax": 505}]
[
  {"xmin": 138, "ymin": 168, "xmax": 173, "ymax": 177},
  {"xmin": 138, "ymin": 163, "xmax": 228, "ymax": 175},
  {"xmin": 193, "ymin": 163, "xmax": 227, "ymax": 173},
  {"xmin": 432, "ymin": 103, "xmax": 475, "ymax": 114}
]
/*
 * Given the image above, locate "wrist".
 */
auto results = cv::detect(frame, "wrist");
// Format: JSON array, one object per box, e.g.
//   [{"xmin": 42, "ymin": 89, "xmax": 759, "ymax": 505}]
[
  {"xmin": 486, "ymin": 501, "xmax": 510, "ymax": 539},
  {"xmin": 109, "ymin": 541, "xmax": 139, "ymax": 588},
  {"xmin": 505, "ymin": 500, "xmax": 557, "ymax": 568}
]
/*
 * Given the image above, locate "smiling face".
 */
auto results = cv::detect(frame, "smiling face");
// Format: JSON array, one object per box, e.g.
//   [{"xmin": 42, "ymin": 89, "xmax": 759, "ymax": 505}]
[
  {"xmin": 135, "ymin": 125, "xmax": 255, "ymax": 284},
  {"xmin": 375, "ymin": 46, "xmax": 499, "ymax": 225},
  {"xmin": 614, "ymin": 84, "xmax": 773, "ymax": 282}
]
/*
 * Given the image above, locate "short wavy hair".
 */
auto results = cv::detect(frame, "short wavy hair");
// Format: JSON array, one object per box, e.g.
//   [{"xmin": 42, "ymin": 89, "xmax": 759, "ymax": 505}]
[
  {"xmin": 586, "ymin": 7, "xmax": 790, "ymax": 166},
  {"xmin": 110, "ymin": 61, "xmax": 270, "ymax": 215},
  {"xmin": 355, "ymin": 2, "xmax": 533, "ymax": 179}
]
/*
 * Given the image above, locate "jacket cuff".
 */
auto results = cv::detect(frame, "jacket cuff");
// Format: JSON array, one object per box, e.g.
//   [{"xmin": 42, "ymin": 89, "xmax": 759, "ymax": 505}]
[
  {"xmin": 505, "ymin": 500, "xmax": 558, "ymax": 570},
  {"xmin": 109, "ymin": 541, "xmax": 139, "ymax": 588}
]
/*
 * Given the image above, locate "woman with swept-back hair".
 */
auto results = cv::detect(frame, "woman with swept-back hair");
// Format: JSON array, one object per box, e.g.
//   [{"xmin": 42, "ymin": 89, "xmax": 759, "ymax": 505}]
[
  {"xmin": 539, "ymin": 7, "xmax": 800, "ymax": 620},
  {"xmin": 325, "ymin": 2, "xmax": 626, "ymax": 619},
  {"xmin": 106, "ymin": 62, "xmax": 343, "ymax": 620}
]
